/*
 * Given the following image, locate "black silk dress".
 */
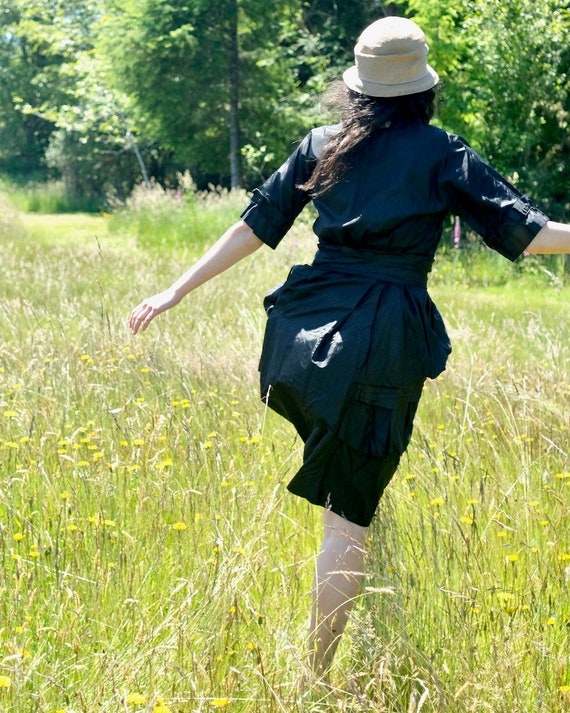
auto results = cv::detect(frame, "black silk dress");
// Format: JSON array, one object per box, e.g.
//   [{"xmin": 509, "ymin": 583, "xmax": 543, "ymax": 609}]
[{"xmin": 240, "ymin": 119, "xmax": 549, "ymax": 526}]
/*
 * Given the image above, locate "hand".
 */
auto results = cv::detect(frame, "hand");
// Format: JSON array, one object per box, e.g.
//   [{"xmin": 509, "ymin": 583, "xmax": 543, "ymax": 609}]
[{"xmin": 128, "ymin": 289, "xmax": 181, "ymax": 334}]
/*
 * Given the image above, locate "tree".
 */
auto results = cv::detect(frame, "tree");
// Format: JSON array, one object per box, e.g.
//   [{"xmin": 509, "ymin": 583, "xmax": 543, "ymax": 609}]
[{"xmin": 404, "ymin": 0, "xmax": 570, "ymax": 219}]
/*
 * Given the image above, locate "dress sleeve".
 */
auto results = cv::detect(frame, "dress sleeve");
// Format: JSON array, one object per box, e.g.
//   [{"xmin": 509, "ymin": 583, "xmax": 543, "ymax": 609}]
[
  {"xmin": 240, "ymin": 131, "xmax": 317, "ymax": 249},
  {"xmin": 440, "ymin": 135, "xmax": 549, "ymax": 261}
]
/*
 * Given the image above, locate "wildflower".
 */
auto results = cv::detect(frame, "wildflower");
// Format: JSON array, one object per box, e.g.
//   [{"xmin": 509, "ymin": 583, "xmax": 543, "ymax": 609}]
[
  {"xmin": 460, "ymin": 516, "xmax": 473, "ymax": 525},
  {"xmin": 154, "ymin": 699, "xmax": 171, "ymax": 713},
  {"xmin": 547, "ymin": 617, "xmax": 556, "ymax": 626},
  {"xmin": 559, "ymin": 685, "xmax": 570, "ymax": 693},
  {"xmin": 3, "ymin": 410, "xmax": 17, "ymax": 418},
  {"xmin": 59, "ymin": 492, "xmax": 70, "ymax": 500},
  {"xmin": 558, "ymin": 553, "xmax": 570, "ymax": 561},
  {"xmin": 0, "ymin": 676, "xmax": 11, "ymax": 689},
  {"xmin": 430, "ymin": 498, "xmax": 444, "ymax": 507},
  {"xmin": 13, "ymin": 533, "xmax": 24, "ymax": 542},
  {"xmin": 496, "ymin": 591, "xmax": 514, "ymax": 602},
  {"xmin": 211, "ymin": 699, "xmax": 231, "ymax": 708},
  {"xmin": 507, "ymin": 554, "xmax": 519, "ymax": 563},
  {"xmin": 172, "ymin": 522, "xmax": 187, "ymax": 531},
  {"xmin": 126, "ymin": 692, "xmax": 146, "ymax": 705}
]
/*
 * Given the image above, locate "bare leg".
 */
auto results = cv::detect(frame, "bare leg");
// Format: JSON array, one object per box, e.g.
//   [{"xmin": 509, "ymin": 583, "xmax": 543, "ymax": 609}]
[{"xmin": 308, "ymin": 508, "xmax": 369, "ymax": 678}]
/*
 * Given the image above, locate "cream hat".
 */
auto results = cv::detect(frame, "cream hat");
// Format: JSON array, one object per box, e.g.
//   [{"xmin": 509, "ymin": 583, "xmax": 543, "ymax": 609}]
[{"xmin": 343, "ymin": 16, "xmax": 439, "ymax": 97}]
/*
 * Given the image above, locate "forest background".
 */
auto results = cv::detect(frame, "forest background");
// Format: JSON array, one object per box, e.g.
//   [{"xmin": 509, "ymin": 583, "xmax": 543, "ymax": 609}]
[{"xmin": 0, "ymin": 0, "xmax": 569, "ymax": 219}]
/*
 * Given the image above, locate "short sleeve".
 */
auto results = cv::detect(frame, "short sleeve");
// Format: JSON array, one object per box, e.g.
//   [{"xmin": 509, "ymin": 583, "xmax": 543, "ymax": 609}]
[
  {"xmin": 240, "ymin": 131, "xmax": 318, "ymax": 249},
  {"xmin": 440, "ymin": 136, "xmax": 549, "ymax": 261}
]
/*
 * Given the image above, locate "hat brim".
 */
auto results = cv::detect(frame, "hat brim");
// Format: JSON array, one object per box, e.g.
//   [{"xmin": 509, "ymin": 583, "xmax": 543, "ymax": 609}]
[{"xmin": 343, "ymin": 64, "xmax": 439, "ymax": 97}]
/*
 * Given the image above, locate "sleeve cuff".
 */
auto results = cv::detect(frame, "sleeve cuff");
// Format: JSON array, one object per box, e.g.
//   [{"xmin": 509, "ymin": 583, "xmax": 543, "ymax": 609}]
[
  {"xmin": 240, "ymin": 189, "xmax": 295, "ymax": 250},
  {"xmin": 485, "ymin": 196, "xmax": 550, "ymax": 261}
]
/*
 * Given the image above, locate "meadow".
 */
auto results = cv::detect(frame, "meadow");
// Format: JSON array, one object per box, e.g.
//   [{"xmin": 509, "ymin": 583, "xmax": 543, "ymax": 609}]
[{"xmin": 0, "ymin": 186, "xmax": 569, "ymax": 713}]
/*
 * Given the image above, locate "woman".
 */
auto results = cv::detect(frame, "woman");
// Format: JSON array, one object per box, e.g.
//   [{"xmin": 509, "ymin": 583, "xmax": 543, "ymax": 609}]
[{"xmin": 129, "ymin": 16, "xmax": 570, "ymax": 677}]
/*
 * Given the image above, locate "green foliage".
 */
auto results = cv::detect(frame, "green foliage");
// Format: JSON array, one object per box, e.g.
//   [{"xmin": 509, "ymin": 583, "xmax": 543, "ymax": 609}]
[
  {"xmin": 0, "ymin": 0, "xmax": 568, "ymax": 214},
  {"xmin": 405, "ymin": 0, "xmax": 570, "ymax": 219}
]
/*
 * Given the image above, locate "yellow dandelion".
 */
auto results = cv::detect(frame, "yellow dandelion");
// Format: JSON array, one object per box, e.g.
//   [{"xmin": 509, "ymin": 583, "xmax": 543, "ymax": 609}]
[
  {"xmin": 126, "ymin": 692, "xmax": 146, "ymax": 705},
  {"xmin": 547, "ymin": 617, "xmax": 556, "ymax": 626},
  {"xmin": 3, "ymin": 410, "xmax": 18, "ymax": 418},
  {"xmin": 13, "ymin": 533, "xmax": 24, "ymax": 542},
  {"xmin": 203, "ymin": 441, "xmax": 214, "ymax": 449},
  {"xmin": 496, "ymin": 591, "xmax": 514, "ymax": 601},
  {"xmin": 59, "ymin": 492, "xmax": 70, "ymax": 500},
  {"xmin": 0, "ymin": 675, "xmax": 11, "ymax": 689},
  {"xmin": 559, "ymin": 685, "xmax": 570, "ymax": 693},
  {"xmin": 558, "ymin": 553, "xmax": 570, "ymax": 562},
  {"xmin": 153, "ymin": 699, "xmax": 171, "ymax": 713},
  {"xmin": 172, "ymin": 522, "xmax": 187, "ymax": 531},
  {"xmin": 460, "ymin": 516, "xmax": 474, "ymax": 525},
  {"xmin": 507, "ymin": 554, "xmax": 519, "ymax": 563},
  {"xmin": 132, "ymin": 438, "xmax": 145, "ymax": 447},
  {"xmin": 211, "ymin": 699, "xmax": 231, "ymax": 708},
  {"xmin": 430, "ymin": 497, "xmax": 444, "ymax": 507}
]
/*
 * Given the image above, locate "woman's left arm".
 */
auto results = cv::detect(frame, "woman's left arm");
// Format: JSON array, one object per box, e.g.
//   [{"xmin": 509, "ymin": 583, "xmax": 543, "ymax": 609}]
[{"xmin": 526, "ymin": 221, "xmax": 570, "ymax": 254}]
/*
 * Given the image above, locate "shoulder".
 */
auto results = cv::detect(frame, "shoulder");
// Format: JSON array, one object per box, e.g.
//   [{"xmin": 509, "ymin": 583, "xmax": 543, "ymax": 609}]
[{"xmin": 305, "ymin": 124, "xmax": 341, "ymax": 159}]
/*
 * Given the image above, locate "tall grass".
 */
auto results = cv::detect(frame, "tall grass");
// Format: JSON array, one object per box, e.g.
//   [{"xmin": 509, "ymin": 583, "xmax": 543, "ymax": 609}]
[
  {"xmin": 1, "ymin": 179, "xmax": 100, "ymax": 215},
  {"xmin": 0, "ymin": 189, "xmax": 569, "ymax": 712}
]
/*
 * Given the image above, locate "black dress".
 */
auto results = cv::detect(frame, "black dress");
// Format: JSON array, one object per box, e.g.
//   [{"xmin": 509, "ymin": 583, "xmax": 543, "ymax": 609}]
[{"xmin": 241, "ymin": 119, "xmax": 549, "ymax": 526}]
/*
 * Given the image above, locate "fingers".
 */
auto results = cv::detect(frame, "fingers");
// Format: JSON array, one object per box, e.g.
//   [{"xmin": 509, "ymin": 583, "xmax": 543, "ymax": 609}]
[{"xmin": 129, "ymin": 302, "xmax": 155, "ymax": 335}]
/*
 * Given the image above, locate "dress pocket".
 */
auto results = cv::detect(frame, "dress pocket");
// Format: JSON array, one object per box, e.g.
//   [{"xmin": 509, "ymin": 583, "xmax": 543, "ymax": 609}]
[{"xmin": 337, "ymin": 381, "xmax": 424, "ymax": 457}]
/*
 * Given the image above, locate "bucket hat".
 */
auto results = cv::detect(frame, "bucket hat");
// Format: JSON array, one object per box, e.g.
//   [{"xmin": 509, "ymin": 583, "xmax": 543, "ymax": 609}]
[{"xmin": 343, "ymin": 16, "xmax": 439, "ymax": 97}]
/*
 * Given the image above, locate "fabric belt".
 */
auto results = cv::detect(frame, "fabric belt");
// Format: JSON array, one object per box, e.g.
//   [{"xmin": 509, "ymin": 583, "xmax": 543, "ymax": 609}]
[{"xmin": 313, "ymin": 243, "xmax": 432, "ymax": 287}]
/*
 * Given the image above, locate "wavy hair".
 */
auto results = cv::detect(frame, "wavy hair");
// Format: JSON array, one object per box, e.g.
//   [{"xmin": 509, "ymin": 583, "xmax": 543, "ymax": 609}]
[{"xmin": 300, "ymin": 82, "xmax": 439, "ymax": 197}]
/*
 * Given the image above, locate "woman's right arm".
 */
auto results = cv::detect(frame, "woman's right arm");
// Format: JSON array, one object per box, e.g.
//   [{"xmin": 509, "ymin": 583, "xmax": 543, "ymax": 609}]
[
  {"xmin": 129, "ymin": 219, "xmax": 263, "ymax": 334},
  {"xmin": 525, "ymin": 221, "xmax": 570, "ymax": 254}
]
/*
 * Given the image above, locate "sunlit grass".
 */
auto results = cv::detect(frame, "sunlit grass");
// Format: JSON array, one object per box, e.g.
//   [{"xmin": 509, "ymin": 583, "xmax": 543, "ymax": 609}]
[{"xmin": 0, "ymin": 193, "xmax": 569, "ymax": 712}]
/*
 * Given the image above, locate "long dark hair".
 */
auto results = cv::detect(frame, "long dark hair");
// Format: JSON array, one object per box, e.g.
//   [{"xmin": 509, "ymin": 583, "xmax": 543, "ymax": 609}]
[{"xmin": 300, "ymin": 82, "xmax": 439, "ymax": 197}]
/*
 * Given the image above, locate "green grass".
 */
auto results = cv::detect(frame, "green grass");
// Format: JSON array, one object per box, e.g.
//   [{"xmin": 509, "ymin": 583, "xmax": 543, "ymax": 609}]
[{"xmin": 0, "ymin": 192, "xmax": 569, "ymax": 712}]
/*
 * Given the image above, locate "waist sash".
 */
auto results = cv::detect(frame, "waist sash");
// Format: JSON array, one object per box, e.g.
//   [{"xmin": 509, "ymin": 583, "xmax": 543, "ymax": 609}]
[{"xmin": 313, "ymin": 243, "xmax": 433, "ymax": 288}]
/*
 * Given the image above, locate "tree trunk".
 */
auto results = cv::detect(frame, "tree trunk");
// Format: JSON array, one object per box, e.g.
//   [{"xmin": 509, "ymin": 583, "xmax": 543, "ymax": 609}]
[{"xmin": 228, "ymin": 0, "xmax": 240, "ymax": 189}]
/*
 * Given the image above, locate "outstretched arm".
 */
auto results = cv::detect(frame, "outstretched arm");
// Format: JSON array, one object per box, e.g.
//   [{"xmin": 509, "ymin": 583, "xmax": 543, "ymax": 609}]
[
  {"xmin": 129, "ymin": 220, "xmax": 263, "ymax": 334},
  {"xmin": 526, "ymin": 220, "xmax": 570, "ymax": 254}
]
